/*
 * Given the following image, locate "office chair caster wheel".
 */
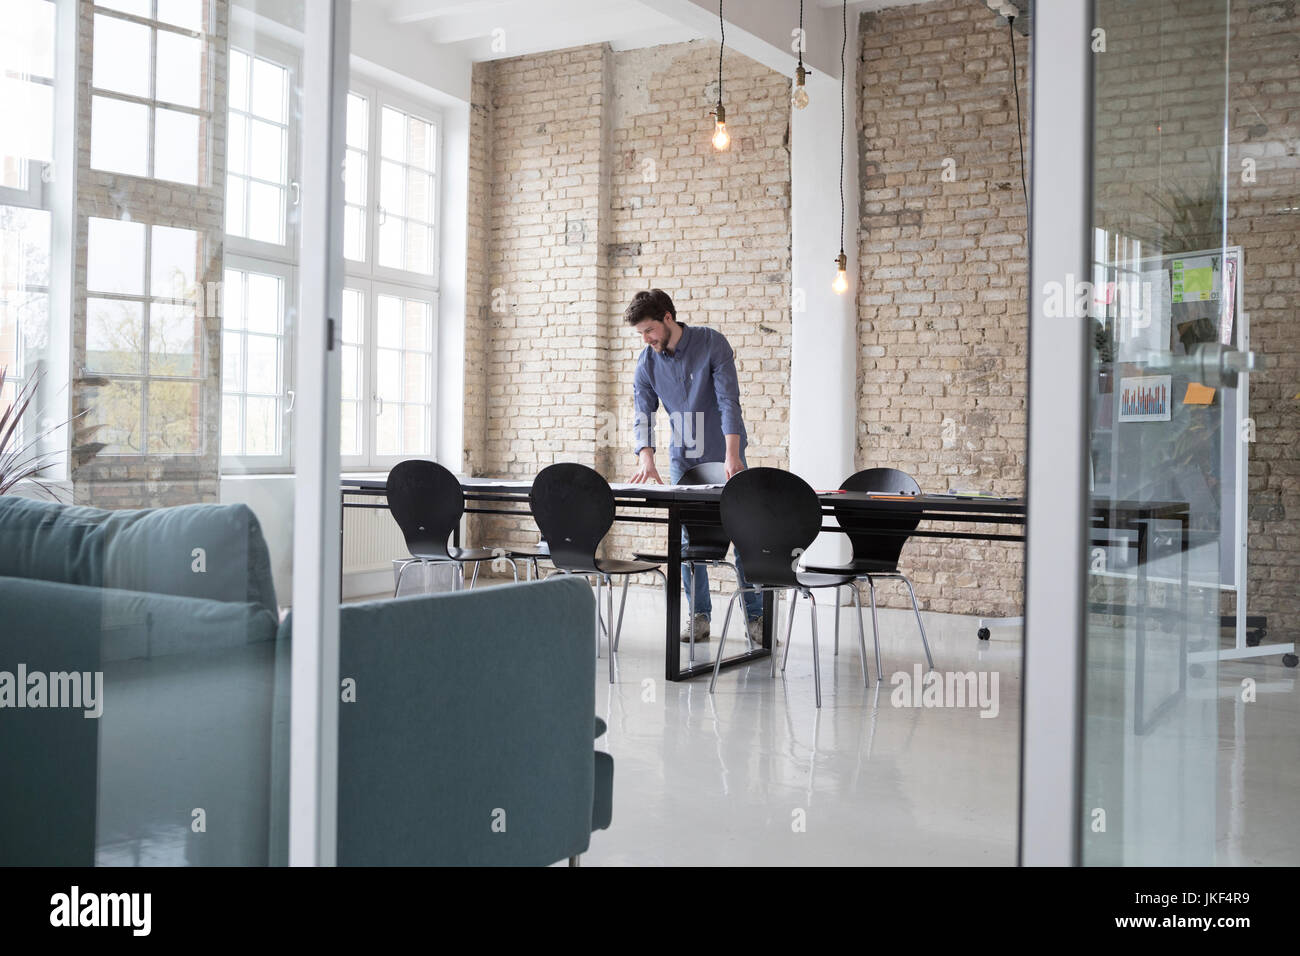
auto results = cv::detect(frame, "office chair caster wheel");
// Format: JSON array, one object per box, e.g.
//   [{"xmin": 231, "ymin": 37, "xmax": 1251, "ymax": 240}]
[
  {"xmin": 1283, "ymin": 654, "xmax": 1298, "ymax": 669},
  {"xmin": 977, "ymin": 627, "xmax": 991, "ymax": 641},
  {"xmin": 1246, "ymin": 631, "xmax": 1261, "ymax": 647}
]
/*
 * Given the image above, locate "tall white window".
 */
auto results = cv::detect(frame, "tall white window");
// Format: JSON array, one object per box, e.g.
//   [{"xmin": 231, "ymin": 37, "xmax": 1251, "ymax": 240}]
[
  {"xmin": 341, "ymin": 84, "xmax": 440, "ymax": 470},
  {"xmin": 225, "ymin": 46, "xmax": 294, "ymax": 250},
  {"xmin": 0, "ymin": 0, "xmax": 57, "ymax": 437},
  {"xmin": 220, "ymin": 258, "xmax": 291, "ymax": 466},
  {"xmin": 89, "ymin": 1, "xmax": 209, "ymax": 185},
  {"xmin": 85, "ymin": 217, "xmax": 204, "ymax": 455}
]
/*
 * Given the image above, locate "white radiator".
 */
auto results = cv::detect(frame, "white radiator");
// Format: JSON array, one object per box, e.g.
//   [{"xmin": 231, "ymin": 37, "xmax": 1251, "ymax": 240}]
[{"xmin": 342, "ymin": 497, "xmax": 409, "ymax": 574}]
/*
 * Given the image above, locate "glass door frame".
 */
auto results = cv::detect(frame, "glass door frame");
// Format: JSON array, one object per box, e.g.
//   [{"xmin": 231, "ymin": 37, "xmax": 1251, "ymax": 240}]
[
  {"xmin": 288, "ymin": 0, "xmax": 349, "ymax": 867},
  {"xmin": 1018, "ymin": 0, "xmax": 1095, "ymax": 867}
]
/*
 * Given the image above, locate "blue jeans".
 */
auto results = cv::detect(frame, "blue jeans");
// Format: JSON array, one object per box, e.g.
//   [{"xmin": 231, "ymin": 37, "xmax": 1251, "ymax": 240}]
[{"xmin": 671, "ymin": 458, "xmax": 763, "ymax": 623}]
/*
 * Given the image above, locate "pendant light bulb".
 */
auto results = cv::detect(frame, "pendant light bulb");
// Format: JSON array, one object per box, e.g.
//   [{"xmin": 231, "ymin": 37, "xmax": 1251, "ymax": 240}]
[
  {"xmin": 711, "ymin": 103, "xmax": 730, "ymax": 151},
  {"xmin": 832, "ymin": 251, "xmax": 848, "ymax": 295},
  {"xmin": 792, "ymin": 65, "xmax": 809, "ymax": 110}
]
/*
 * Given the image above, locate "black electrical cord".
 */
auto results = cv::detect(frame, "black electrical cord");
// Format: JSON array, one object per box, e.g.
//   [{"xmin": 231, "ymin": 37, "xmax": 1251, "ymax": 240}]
[
  {"xmin": 798, "ymin": 0, "xmax": 804, "ymax": 72},
  {"xmin": 717, "ymin": 0, "xmax": 724, "ymax": 108},
  {"xmin": 839, "ymin": 0, "xmax": 846, "ymax": 255},
  {"xmin": 1009, "ymin": 17, "xmax": 1028, "ymax": 213}
]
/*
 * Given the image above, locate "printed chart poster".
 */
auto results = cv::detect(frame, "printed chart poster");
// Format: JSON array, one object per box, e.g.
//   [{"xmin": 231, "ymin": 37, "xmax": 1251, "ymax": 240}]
[{"xmin": 1118, "ymin": 375, "xmax": 1172, "ymax": 422}]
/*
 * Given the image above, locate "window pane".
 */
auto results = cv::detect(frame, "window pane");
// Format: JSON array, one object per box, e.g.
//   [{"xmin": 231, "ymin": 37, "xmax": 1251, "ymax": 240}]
[
  {"xmin": 404, "ymin": 220, "xmax": 430, "ymax": 275},
  {"xmin": 246, "ymin": 180, "xmax": 284, "ymax": 245},
  {"xmin": 225, "ymin": 175, "xmax": 247, "ymax": 236},
  {"xmin": 341, "ymin": 288, "xmax": 363, "ymax": 343},
  {"xmin": 375, "ymin": 399, "xmax": 399, "ymax": 456},
  {"xmin": 340, "ymin": 400, "xmax": 360, "ymax": 457},
  {"xmin": 376, "ymin": 349, "xmax": 400, "ymax": 402},
  {"xmin": 341, "ymin": 343, "xmax": 360, "ymax": 400},
  {"xmin": 403, "ymin": 352, "xmax": 426, "ymax": 404},
  {"xmin": 244, "ymin": 396, "xmax": 277, "ymax": 455},
  {"xmin": 376, "ymin": 295, "xmax": 400, "ymax": 347},
  {"xmin": 149, "ymin": 301, "xmax": 199, "ymax": 377},
  {"xmin": 404, "ymin": 168, "xmax": 432, "ymax": 222},
  {"xmin": 227, "ymin": 114, "xmax": 248, "ymax": 176},
  {"xmin": 87, "ymin": 218, "xmax": 146, "ymax": 295},
  {"xmin": 95, "ymin": 379, "xmax": 143, "ymax": 454},
  {"xmin": 346, "ymin": 93, "xmax": 367, "ymax": 149},
  {"xmin": 154, "ymin": 108, "xmax": 200, "ymax": 185},
  {"xmin": 222, "ymin": 269, "xmax": 244, "ymax": 329},
  {"xmin": 343, "ymin": 206, "xmax": 365, "ymax": 262},
  {"xmin": 151, "ymin": 225, "xmax": 199, "ymax": 298},
  {"xmin": 0, "ymin": 206, "xmax": 52, "ymax": 289},
  {"xmin": 93, "ymin": 15, "xmax": 151, "ymax": 98},
  {"xmin": 344, "ymin": 149, "xmax": 366, "ymax": 205},
  {"xmin": 245, "ymin": 273, "xmax": 281, "ymax": 333},
  {"xmin": 377, "ymin": 216, "xmax": 401, "ymax": 270},
  {"xmin": 156, "ymin": 0, "xmax": 203, "ymax": 33},
  {"xmin": 96, "ymin": 0, "xmax": 151, "ymax": 18},
  {"xmin": 1, "ymin": 0, "xmax": 56, "ymax": 80},
  {"xmin": 155, "ymin": 30, "xmax": 201, "ymax": 108},
  {"xmin": 248, "ymin": 119, "xmax": 285, "ymax": 183},
  {"xmin": 403, "ymin": 405, "xmax": 426, "ymax": 454},
  {"xmin": 86, "ymin": 298, "xmax": 144, "ymax": 374},
  {"xmin": 221, "ymin": 393, "xmax": 241, "ymax": 455},
  {"xmin": 222, "ymin": 330, "xmax": 242, "ymax": 390},
  {"xmin": 245, "ymin": 334, "xmax": 278, "ymax": 394},
  {"xmin": 403, "ymin": 299, "xmax": 428, "ymax": 350},
  {"xmin": 379, "ymin": 161, "xmax": 404, "ymax": 217},
  {"xmin": 147, "ymin": 380, "xmax": 201, "ymax": 454},
  {"xmin": 249, "ymin": 57, "xmax": 287, "ymax": 124},
  {"xmin": 380, "ymin": 107, "xmax": 404, "ymax": 161},
  {"xmin": 228, "ymin": 49, "xmax": 250, "ymax": 113},
  {"xmin": 406, "ymin": 115, "xmax": 434, "ymax": 171},
  {"xmin": 90, "ymin": 96, "xmax": 149, "ymax": 177},
  {"xmin": 0, "ymin": 79, "xmax": 54, "ymax": 174}
]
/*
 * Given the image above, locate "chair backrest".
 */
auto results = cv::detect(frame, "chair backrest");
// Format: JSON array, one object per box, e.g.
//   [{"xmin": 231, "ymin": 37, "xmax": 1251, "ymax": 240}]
[
  {"xmin": 678, "ymin": 461, "xmax": 731, "ymax": 553},
  {"xmin": 529, "ymin": 463, "xmax": 614, "ymax": 573},
  {"xmin": 386, "ymin": 459, "xmax": 464, "ymax": 560},
  {"xmin": 836, "ymin": 467, "xmax": 922, "ymax": 570},
  {"xmin": 720, "ymin": 467, "xmax": 823, "ymax": 588}
]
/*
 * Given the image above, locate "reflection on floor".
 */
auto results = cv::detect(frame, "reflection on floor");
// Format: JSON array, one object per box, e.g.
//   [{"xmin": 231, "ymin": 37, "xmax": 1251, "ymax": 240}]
[{"xmin": 350, "ymin": 582, "xmax": 1298, "ymax": 867}]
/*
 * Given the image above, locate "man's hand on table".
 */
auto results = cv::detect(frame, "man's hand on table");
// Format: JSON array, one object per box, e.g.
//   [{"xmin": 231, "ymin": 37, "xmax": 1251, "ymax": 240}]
[{"xmin": 629, "ymin": 449, "xmax": 663, "ymax": 484}]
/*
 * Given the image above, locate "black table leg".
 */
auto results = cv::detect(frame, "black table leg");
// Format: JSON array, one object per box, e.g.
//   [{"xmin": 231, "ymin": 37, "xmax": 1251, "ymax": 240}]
[{"xmin": 665, "ymin": 502, "xmax": 682, "ymax": 681}]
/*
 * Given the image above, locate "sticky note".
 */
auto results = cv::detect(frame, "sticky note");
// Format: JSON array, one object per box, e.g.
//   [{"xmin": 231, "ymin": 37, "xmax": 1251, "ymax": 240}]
[{"xmin": 1183, "ymin": 383, "xmax": 1216, "ymax": 405}]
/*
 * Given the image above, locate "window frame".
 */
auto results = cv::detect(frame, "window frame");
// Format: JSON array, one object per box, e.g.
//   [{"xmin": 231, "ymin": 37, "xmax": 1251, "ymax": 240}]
[
  {"xmin": 88, "ymin": 2, "xmax": 214, "ymax": 187},
  {"xmin": 219, "ymin": 252, "xmax": 295, "ymax": 473},
  {"xmin": 369, "ymin": 87, "xmax": 442, "ymax": 287}
]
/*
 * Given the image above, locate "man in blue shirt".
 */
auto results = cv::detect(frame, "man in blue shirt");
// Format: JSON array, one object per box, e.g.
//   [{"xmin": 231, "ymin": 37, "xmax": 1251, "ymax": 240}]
[{"xmin": 626, "ymin": 289, "xmax": 764, "ymax": 644}]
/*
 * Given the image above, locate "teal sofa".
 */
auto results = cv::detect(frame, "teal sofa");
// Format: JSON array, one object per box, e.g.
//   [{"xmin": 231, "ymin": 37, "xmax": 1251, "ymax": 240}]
[
  {"xmin": 0, "ymin": 494, "xmax": 281, "ymax": 865},
  {"xmin": 272, "ymin": 575, "xmax": 613, "ymax": 866}
]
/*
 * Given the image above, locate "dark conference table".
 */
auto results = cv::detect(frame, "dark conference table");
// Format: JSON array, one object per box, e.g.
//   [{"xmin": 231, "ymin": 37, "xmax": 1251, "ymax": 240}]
[{"xmin": 340, "ymin": 475, "xmax": 1036, "ymax": 682}]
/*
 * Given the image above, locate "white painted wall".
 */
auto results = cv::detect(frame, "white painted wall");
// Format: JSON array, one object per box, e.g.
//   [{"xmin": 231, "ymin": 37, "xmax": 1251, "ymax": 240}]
[{"xmin": 789, "ymin": 37, "xmax": 858, "ymax": 565}]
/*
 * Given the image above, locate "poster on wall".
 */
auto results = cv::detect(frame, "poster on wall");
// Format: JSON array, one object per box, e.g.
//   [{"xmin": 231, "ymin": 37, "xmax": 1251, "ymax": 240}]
[{"xmin": 1118, "ymin": 375, "xmax": 1172, "ymax": 422}]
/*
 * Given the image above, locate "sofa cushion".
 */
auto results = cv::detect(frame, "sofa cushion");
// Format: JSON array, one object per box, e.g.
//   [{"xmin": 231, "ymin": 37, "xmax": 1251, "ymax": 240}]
[{"xmin": 0, "ymin": 496, "xmax": 276, "ymax": 612}]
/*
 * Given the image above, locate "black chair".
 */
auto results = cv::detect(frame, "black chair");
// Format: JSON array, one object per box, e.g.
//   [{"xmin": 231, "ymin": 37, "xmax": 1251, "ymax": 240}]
[
  {"xmin": 530, "ymin": 463, "xmax": 666, "ymax": 683},
  {"xmin": 387, "ymin": 459, "xmax": 518, "ymax": 596},
  {"xmin": 708, "ymin": 468, "xmax": 868, "ymax": 708},
  {"xmin": 509, "ymin": 538, "xmax": 551, "ymax": 580},
  {"xmin": 808, "ymin": 467, "xmax": 934, "ymax": 676},
  {"xmin": 631, "ymin": 461, "xmax": 747, "ymax": 661}
]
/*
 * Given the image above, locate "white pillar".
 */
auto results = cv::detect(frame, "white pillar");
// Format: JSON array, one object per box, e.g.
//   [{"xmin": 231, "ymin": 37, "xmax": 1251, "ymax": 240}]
[{"xmin": 789, "ymin": 30, "xmax": 858, "ymax": 566}]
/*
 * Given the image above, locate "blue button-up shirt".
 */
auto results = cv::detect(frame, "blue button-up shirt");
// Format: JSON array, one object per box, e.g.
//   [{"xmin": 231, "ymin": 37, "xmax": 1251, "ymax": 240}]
[{"xmin": 632, "ymin": 323, "xmax": 747, "ymax": 474}]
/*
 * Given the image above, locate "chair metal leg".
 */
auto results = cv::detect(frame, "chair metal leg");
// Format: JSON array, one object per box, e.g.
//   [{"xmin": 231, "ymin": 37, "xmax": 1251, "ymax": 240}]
[
  {"xmin": 470, "ymin": 561, "xmax": 480, "ymax": 589},
  {"xmin": 613, "ymin": 576, "xmax": 629, "ymax": 652},
  {"xmin": 866, "ymin": 576, "xmax": 884, "ymax": 682},
  {"xmin": 781, "ymin": 589, "xmax": 798, "ymax": 672},
  {"xmin": 605, "ymin": 574, "xmax": 615, "ymax": 684},
  {"xmin": 393, "ymin": 558, "xmax": 417, "ymax": 598},
  {"xmin": 530, "ymin": 557, "xmax": 539, "ymax": 581},
  {"xmin": 834, "ymin": 585, "xmax": 841, "ymax": 656},
  {"xmin": 899, "ymin": 574, "xmax": 935, "ymax": 671},
  {"xmin": 569, "ymin": 854, "xmax": 581, "ymax": 867},
  {"xmin": 848, "ymin": 584, "xmax": 871, "ymax": 686},
  {"xmin": 806, "ymin": 589, "xmax": 822, "ymax": 709},
  {"xmin": 708, "ymin": 589, "xmax": 746, "ymax": 694},
  {"xmin": 593, "ymin": 576, "xmax": 603, "ymax": 658},
  {"xmin": 685, "ymin": 561, "xmax": 697, "ymax": 663}
]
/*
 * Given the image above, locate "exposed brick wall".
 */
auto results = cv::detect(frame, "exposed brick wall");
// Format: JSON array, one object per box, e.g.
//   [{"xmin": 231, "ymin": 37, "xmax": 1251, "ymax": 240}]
[
  {"xmin": 71, "ymin": 0, "xmax": 228, "ymax": 509},
  {"xmin": 465, "ymin": 40, "xmax": 793, "ymax": 570},
  {"xmin": 857, "ymin": 1, "xmax": 1029, "ymax": 616}
]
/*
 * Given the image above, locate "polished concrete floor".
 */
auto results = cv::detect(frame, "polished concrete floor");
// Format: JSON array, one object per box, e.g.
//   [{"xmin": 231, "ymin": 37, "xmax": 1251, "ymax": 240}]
[{"xmin": 568, "ymin": 584, "xmax": 1299, "ymax": 867}]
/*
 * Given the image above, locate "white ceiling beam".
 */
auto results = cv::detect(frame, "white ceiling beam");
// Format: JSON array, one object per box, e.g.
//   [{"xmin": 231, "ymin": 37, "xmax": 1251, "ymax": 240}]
[{"xmin": 635, "ymin": 0, "xmax": 842, "ymax": 78}]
